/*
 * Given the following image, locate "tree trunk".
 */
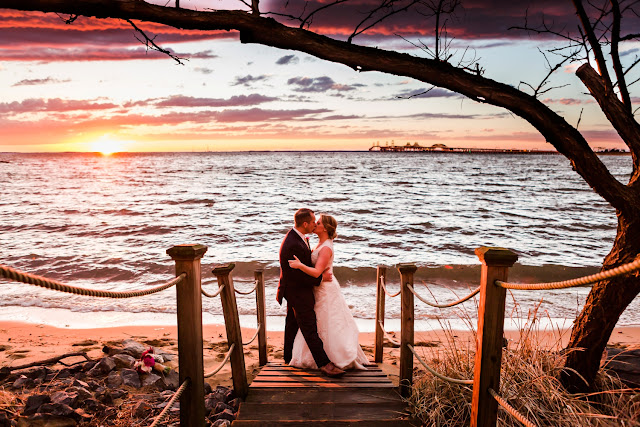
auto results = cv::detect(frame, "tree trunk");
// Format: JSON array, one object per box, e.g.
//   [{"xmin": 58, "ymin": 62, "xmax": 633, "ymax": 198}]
[{"xmin": 562, "ymin": 211, "xmax": 640, "ymax": 392}]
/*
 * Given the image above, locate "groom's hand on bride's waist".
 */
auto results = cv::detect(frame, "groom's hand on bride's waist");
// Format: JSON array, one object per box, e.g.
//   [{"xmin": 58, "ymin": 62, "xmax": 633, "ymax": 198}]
[{"xmin": 322, "ymin": 271, "xmax": 333, "ymax": 282}]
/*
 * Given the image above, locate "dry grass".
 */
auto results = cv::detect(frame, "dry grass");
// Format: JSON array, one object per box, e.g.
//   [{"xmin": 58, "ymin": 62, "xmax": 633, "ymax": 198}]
[{"xmin": 407, "ymin": 304, "xmax": 640, "ymax": 426}]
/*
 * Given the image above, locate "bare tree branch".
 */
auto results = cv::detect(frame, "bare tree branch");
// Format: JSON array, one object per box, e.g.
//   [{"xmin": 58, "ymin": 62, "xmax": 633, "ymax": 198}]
[
  {"xmin": 126, "ymin": 19, "xmax": 186, "ymax": 64},
  {"xmin": 348, "ymin": 0, "xmax": 421, "ymax": 43},
  {"xmin": 609, "ymin": 0, "xmax": 632, "ymax": 112},
  {"xmin": 300, "ymin": 0, "xmax": 348, "ymax": 29},
  {"xmin": 573, "ymin": 0, "xmax": 614, "ymax": 90}
]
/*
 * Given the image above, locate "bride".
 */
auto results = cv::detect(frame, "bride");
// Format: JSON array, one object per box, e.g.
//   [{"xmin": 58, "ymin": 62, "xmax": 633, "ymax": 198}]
[{"xmin": 288, "ymin": 214, "xmax": 369, "ymax": 370}]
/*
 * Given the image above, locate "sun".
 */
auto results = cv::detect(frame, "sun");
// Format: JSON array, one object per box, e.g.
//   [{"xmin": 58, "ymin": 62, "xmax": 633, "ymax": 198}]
[{"xmin": 91, "ymin": 135, "xmax": 125, "ymax": 155}]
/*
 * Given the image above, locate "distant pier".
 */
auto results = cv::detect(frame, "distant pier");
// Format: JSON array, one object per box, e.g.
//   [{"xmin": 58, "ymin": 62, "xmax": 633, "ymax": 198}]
[
  {"xmin": 369, "ymin": 141, "xmax": 558, "ymax": 154},
  {"xmin": 369, "ymin": 141, "xmax": 629, "ymax": 155}
]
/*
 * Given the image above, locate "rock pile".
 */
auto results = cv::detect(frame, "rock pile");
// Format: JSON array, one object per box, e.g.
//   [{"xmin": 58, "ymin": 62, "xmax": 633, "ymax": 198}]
[{"xmin": 0, "ymin": 339, "xmax": 239, "ymax": 426}]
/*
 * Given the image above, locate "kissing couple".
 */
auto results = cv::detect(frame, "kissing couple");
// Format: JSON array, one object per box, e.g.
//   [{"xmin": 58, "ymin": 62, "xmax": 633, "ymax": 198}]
[{"xmin": 276, "ymin": 208, "xmax": 369, "ymax": 377}]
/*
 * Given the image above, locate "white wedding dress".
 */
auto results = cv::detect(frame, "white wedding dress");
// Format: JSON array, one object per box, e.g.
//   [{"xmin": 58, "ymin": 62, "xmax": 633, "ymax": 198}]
[{"xmin": 289, "ymin": 239, "xmax": 369, "ymax": 370}]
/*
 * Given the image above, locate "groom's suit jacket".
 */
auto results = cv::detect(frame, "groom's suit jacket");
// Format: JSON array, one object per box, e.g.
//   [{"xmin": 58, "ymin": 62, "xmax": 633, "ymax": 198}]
[{"xmin": 277, "ymin": 229, "xmax": 322, "ymax": 305}]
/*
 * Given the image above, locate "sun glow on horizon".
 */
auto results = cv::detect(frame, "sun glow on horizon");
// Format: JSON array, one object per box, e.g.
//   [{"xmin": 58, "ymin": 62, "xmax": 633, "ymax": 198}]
[{"xmin": 90, "ymin": 135, "xmax": 127, "ymax": 155}]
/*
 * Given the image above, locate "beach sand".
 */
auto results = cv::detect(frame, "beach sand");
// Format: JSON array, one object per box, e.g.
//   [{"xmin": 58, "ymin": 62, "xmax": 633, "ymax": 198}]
[{"xmin": 2, "ymin": 321, "xmax": 639, "ymax": 389}]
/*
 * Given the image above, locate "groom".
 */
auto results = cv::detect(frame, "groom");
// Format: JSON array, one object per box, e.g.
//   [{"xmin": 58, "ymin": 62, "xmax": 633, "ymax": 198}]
[{"xmin": 277, "ymin": 208, "xmax": 345, "ymax": 377}]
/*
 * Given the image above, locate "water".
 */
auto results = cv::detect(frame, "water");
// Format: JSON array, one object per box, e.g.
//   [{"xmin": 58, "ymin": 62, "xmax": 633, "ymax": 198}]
[{"xmin": 1, "ymin": 151, "xmax": 637, "ymax": 328}]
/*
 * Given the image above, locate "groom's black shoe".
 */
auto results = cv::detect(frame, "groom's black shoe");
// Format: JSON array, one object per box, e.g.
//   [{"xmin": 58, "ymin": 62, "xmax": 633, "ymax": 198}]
[{"xmin": 320, "ymin": 362, "xmax": 345, "ymax": 378}]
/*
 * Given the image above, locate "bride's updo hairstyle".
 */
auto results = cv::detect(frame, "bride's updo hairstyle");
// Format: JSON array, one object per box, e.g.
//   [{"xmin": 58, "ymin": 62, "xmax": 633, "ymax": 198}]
[{"xmin": 321, "ymin": 214, "xmax": 338, "ymax": 240}]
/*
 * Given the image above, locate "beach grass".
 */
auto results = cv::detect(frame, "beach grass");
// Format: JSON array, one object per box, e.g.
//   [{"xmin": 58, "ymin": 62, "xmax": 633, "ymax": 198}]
[{"xmin": 407, "ymin": 304, "xmax": 640, "ymax": 426}]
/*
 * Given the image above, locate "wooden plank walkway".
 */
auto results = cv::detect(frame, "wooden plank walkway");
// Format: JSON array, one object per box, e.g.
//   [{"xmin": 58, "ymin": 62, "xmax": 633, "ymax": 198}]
[{"xmin": 232, "ymin": 363, "xmax": 416, "ymax": 426}]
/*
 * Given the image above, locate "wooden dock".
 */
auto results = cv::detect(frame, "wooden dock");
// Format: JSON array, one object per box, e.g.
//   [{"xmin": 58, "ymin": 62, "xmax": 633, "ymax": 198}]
[{"xmin": 232, "ymin": 363, "xmax": 416, "ymax": 426}]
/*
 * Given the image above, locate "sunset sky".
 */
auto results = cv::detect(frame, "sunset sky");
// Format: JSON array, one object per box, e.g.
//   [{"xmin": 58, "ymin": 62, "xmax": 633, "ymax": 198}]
[{"xmin": 1, "ymin": 0, "xmax": 638, "ymax": 153}]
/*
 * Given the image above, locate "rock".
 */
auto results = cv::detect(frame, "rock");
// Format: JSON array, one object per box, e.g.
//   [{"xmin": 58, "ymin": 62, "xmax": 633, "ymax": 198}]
[
  {"xmin": 120, "ymin": 369, "xmax": 141, "ymax": 388},
  {"xmin": 12, "ymin": 375, "xmax": 33, "ymax": 389},
  {"xmin": 112, "ymin": 353, "xmax": 135, "ymax": 369},
  {"xmin": 65, "ymin": 386, "xmax": 91, "ymax": 401},
  {"xmin": 0, "ymin": 367, "xmax": 10, "ymax": 382},
  {"xmin": 87, "ymin": 357, "xmax": 115, "ymax": 377},
  {"xmin": 205, "ymin": 393, "xmax": 225, "ymax": 412},
  {"xmin": 204, "ymin": 382, "xmax": 212, "ymax": 395},
  {"xmin": 212, "ymin": 408, "xmax": 235, "ymax": 423},
  {"xmin": 71, "ymin": 379, "xmax": 89, "ymax": 389},
  {"xmin": 141, "ymin": 373, "xmax": 163, "ymax": 390},
  {"xmin": 57, "ymin": 369, "xmax": 71, "ymax": 379},
  {"xmin": 23, "ymin": 394, "xmax": 51, "ymax": 416},
  {"xmin": 122, "ymin": 340, "xmax": 147, "ymax": 358},
  {"xmin": 97, "ymin": 391, "xmax": 113, "ymax": 405},
  {"xmin": 72, "ymin": 408, "xmax": 92, "ymax": 422},
  {"xmin": 133, "ymin": 401, "xmax": 153, "ymax": 418},
  {"xmin": 211, "ymin": 420, "xmax": 231, "ymax": 427},
  {"xmin": 50, "ymin": 391, "xmax": 77, "ymax": 408},
  {"xmin": 110, "ymin": 389, "xmax": 127, "ymax": 400},
  {"xmin": 81, "ymin": 361, "xmax": 96, "ymax": 372},
  {"xmin": 72, "ymin": 372, "xmax": 86, "ymax": 381},
  {"xmin": 106, "ymin": 371, "xmax": 123, "ymax": 388},
  {"xmin": 16, "ymin": 414, "xmax": 77, "ymax": 426},
  {"xmin": 39, "ymin": 403, "xmax": 75, "ymax": 417},
  {"xmin": 227, "ymin": 398, "xmax": 241, "ymax": 412},
  {"xmin": 163, "ymin": 370, "xmax": 179, "ymax": 390},
  {"xmin": 213, "ymin": 402, "xmax": 233, "ymax": 415},
  {"xmin": 80, "ymin": 398, "xmax": 103, "ymax": 413}
]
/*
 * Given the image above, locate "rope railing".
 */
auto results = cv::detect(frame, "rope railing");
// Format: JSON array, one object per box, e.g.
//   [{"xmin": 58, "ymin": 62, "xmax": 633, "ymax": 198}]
[
  {"xmin": 242, "ymin": 324, "xmax": 261, "ymax": 346},
  {"xmin": 495, "ymin": 257, "xmax": 640, "ymax": 290},
  {"xmin": 488, "ymin": 388, "xmax": 536, "ymax": 427},
  {"xmin": 407, "ymin": 344, "xmax": 474, "ymax": 385},
  {"xmin": 204, "ymin": 343, "xmax": 235, "ymax": 378},
  {"xmin": 380, "ymin": 276, "xmax": 401, "ymax": 298},
  {"xmin": 378, "ymin": 320, "xmax": 401, "ymax": 346},
  {"xmin": 408, "ymin": 284, "xmax": 480, "ymax": 308},
  {"xmin": 149, "ymin": 378, "xmax": 190, "ymax": 427},
  {"xmin": 234, "ymin": 279, "xmax": 259, "ymax": 295},
  {"xmin": 0, "ymin": 265, "xmax": 185, "ymax": 299},
  {"xmin": 201, "ymin": 283, "xmax": 225, "ymax": 298}
]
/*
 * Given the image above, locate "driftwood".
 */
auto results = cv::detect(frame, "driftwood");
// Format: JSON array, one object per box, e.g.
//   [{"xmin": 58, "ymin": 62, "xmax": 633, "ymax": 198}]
[{"xmin": 5, "ymin": 351, "xmax": 91, "ymax": 371}]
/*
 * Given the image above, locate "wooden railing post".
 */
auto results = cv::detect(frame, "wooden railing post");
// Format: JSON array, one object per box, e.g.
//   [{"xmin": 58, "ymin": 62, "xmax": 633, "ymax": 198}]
[
  {"xmin": 213, "ymin": 263, "xmax": 249, "ymax": 398},
  {"xmin": 398, "ymin": 263, "xmax": 417, "ymax": 398},
  {"xmin": 471, "ymin": 247, "xmax": 518, "ymax": 427},
  {"xmin": 167, "ymin": 244, "xmax": 207, "ymax": 427},
  {"xmin": 254, "ymin": 269, "xmax": 268, "ymax": 366},
  {"xmin": 374, "ymin": 265, "xmax": 387, "ymax": 363}
]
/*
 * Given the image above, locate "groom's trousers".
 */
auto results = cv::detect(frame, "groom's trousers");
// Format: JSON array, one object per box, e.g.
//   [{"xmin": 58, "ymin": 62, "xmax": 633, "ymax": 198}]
[{"xmin": 283, "ymin": 293, "xmax": 331, "ymax": 368}]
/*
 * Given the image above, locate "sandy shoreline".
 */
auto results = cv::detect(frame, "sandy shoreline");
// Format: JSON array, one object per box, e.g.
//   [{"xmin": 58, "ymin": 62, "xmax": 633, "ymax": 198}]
[{"xmin": 2, "ymin": 321, "xmax": 639, "ymax": 389}]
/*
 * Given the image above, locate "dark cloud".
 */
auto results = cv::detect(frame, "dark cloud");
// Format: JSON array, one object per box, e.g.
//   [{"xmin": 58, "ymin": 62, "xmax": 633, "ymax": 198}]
[
  {"xmin": 542, "ymin": 97, "xmax": 593, "ymax": 105},
  {"xmin": 214, "ymin": 107, "xmax": 332, "ymax": 122},
  {"xmin": 620, "ymin": 48, "xmax": 639, "ymax": 57},
  {"xmin": 394, "ymin": 87, "xmax": 460, "ymax": 99},
  {"xmin": 1, "ymin": 46, "xmax": 217, "ymax": 62},
  {"xmin": 287, "ymin": 76, "xmax": 361, "ymax": 92},
  {"xmin": 155, "ymin": 94, "xmax": 278, "ymax": 108},
  {"xmin": 276, "ymin": 54, "xmax": 299, "ymax": 65},
  {"xmin": 194, "ymin": 67, "xmax": 214, "ymax": 74},
  {"xmin": 0, "ymin": 98, "xmax": 118, "ymax": 114},
  {"xmin": 12, "ymin": 77, "xmax": 70, "ymax": 86},
  {"xmin": 232, "ymin": 74, "xmax": 270, "ymax": 86}
]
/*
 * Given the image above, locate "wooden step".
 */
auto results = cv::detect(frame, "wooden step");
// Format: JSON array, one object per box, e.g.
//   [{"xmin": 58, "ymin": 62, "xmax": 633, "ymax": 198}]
[
  {"xmin": 236, "ymin": 402, "xmax": 408, "ymax": 421},
  {"xmin": 232, "ymin": 420, "xmax": 416, "ymax": 426},
  {"xmin": 246, "ymin": 388, "xmax": 404, "ymax": 404}
]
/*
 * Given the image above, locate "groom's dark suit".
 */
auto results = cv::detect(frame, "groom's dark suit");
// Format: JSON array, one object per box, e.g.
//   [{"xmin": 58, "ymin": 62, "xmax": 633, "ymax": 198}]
[{"xmin": 277, "ymin": 228, "xmax": 331, "ymax": 368}]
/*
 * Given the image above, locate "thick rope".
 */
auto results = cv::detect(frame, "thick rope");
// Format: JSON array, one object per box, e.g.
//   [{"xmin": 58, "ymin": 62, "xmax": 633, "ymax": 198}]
[
  {"xmin": 0, "ymin": 265, "xmax": 184, "ymax": 299},
  {"xmin": 408, "ymin": 284, "xmax": 480, "ymax": 308},
  {"xmin": 235, "ymin": 280, "xmax": 259, "ymax": 295},
  {"xmin": 149, "ymin": 378, "xmax": 190, "ymax": 427},
  {"xmin": 242, "ymin": 324, "xmax": 261, "ymax": 346},
  {"xmin": 488, "ymin": 388, "xmax": 536, "ymax": 427},
  {"xmin": 496, "ymin": 257, "xmax": 640, "ymax": 290},
  {"xmin": 380, "ymin": 276, "xmax": 401, "ymax": 298},
  {"xmin": 407, "ymin": 344, "xmax": 474, "ymax": 385},
  {"xmin": 378, "ymin": 320, "xmax": 400, "ymax": 346},
  {"xmin": 204, "ymin": 344, "xmax": 235, "ymax": 378},
  {"xmin": 201, "ymin": 283, "xmax": 225, "ymax": 298}
]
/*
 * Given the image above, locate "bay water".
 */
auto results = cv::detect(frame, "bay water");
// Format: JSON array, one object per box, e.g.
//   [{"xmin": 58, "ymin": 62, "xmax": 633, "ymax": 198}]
[{"xmin": 0, "ymin": 151, "xmax": 637, "ymax": 330}]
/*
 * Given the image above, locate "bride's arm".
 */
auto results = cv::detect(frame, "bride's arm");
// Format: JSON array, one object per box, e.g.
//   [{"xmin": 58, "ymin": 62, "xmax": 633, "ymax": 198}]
[{"xmin": 289, "ymin": 247, "xmax": 332, "ymax": 278}]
